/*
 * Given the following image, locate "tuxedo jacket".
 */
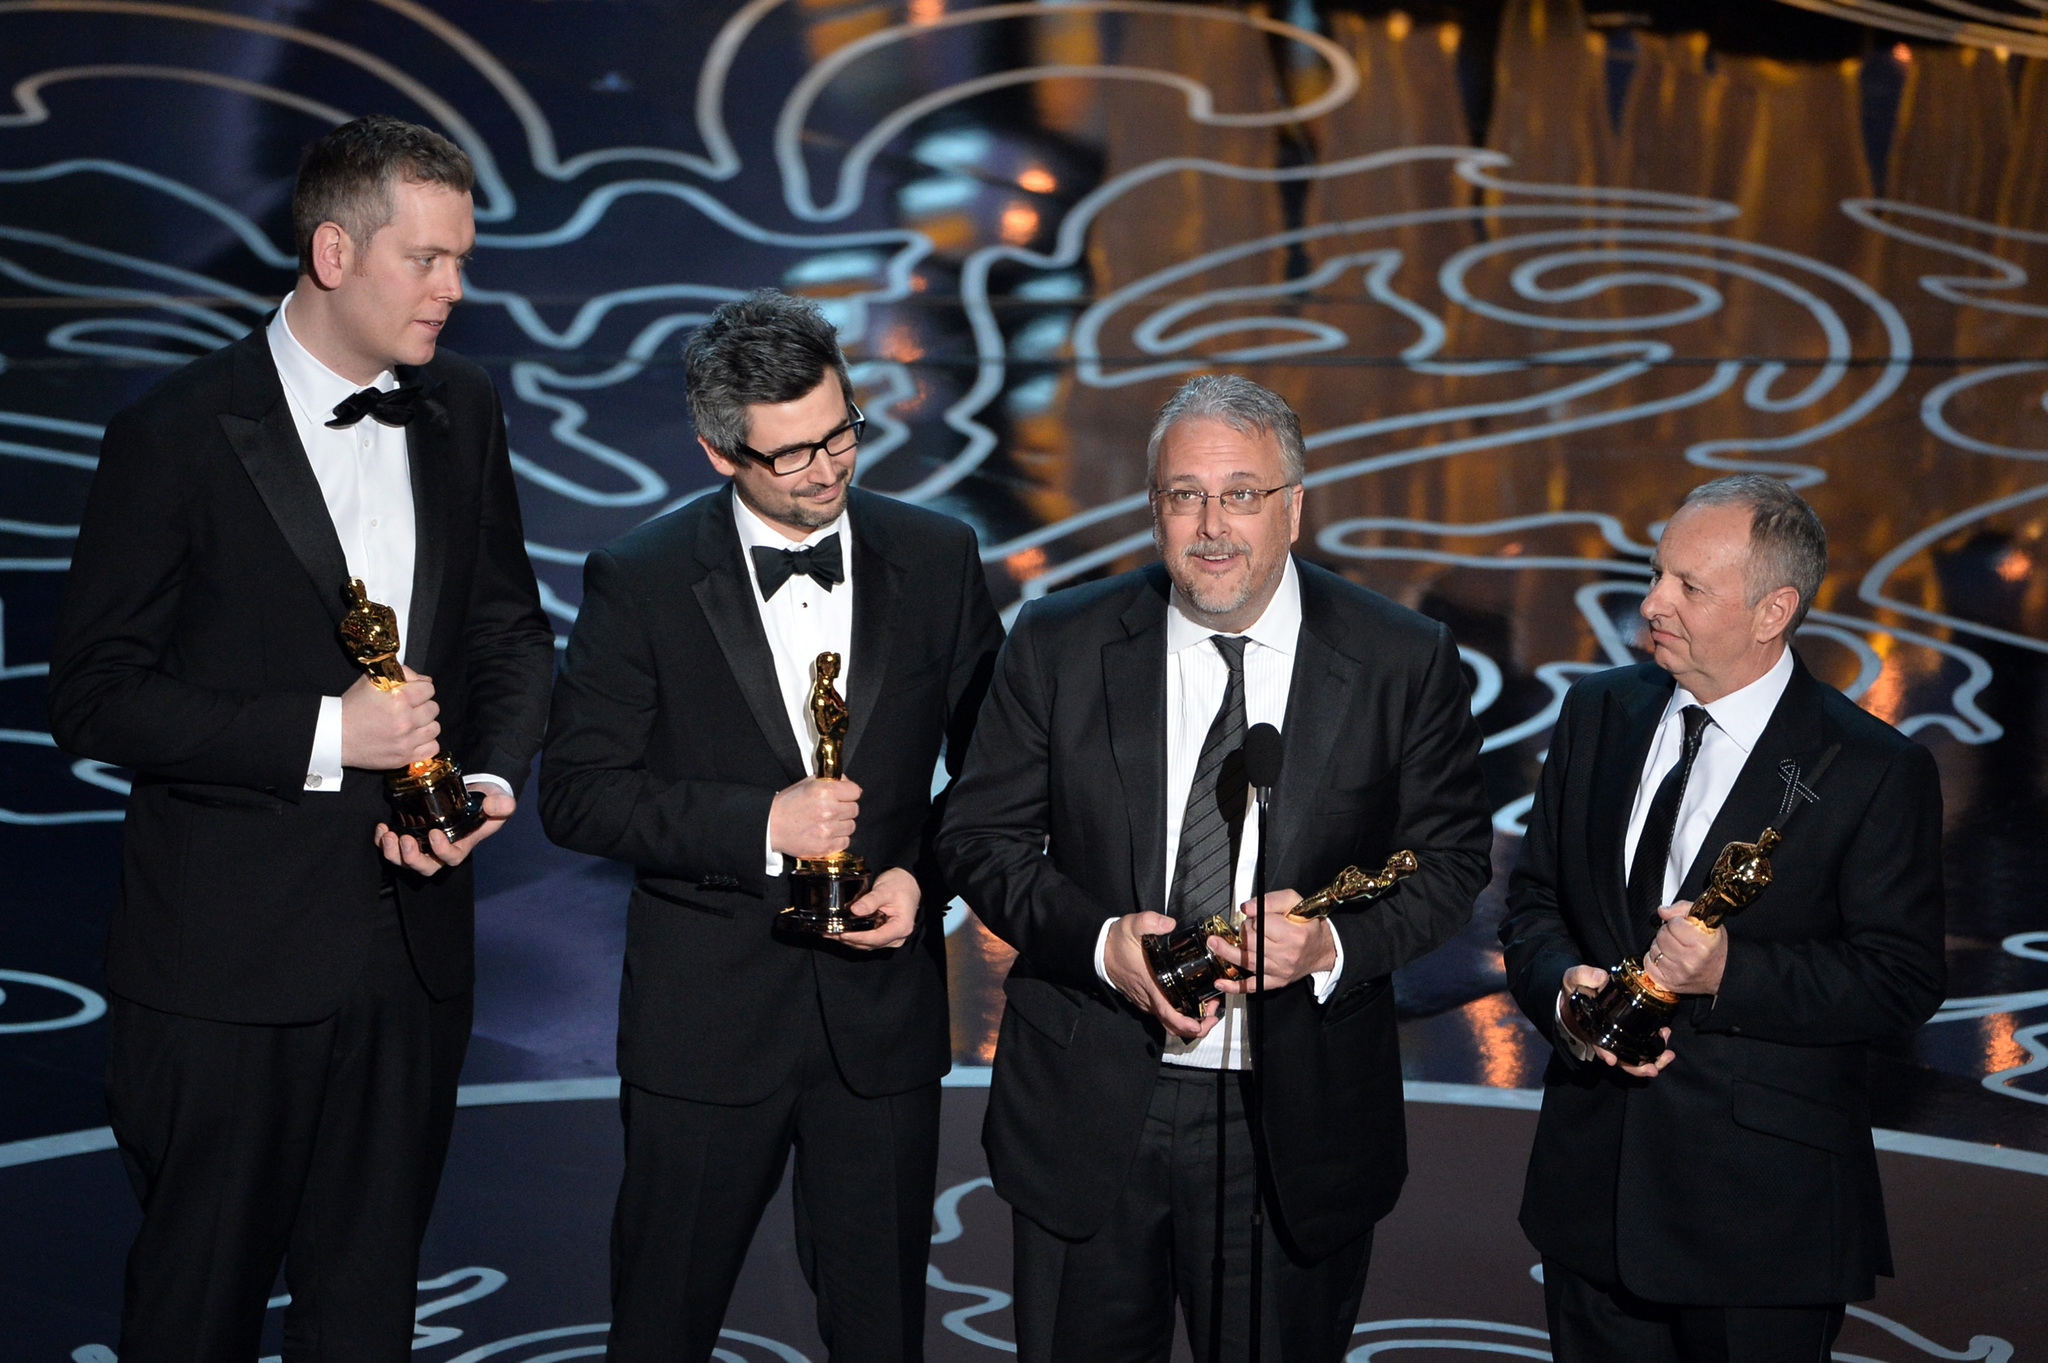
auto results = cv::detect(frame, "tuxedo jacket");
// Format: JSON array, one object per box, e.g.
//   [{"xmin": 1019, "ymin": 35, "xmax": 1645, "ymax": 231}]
[
  {"xmin": 47, "ymin": 327, "xmax": 555, "ymax": 1025},
  {"xmin": 1499, "ymin": 656, "xmax": 1946, "ymax": 1305},
  {"xmin": 936, "ymin": 560, "xmax": 1493, "ymax": 1260},
  {"xmin": 537, "ymin": 484, "xmax": 1003, "ymax": 1105}
]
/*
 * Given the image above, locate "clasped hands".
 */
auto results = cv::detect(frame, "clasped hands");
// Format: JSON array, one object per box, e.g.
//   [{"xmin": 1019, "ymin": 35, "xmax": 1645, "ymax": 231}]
[
  {"xmin": 1560, "ymin": 899, "xmax": 1729, "ymax": 1079},
  {"xmin": 342, "ymin": 667, "xmax": 514, "ymax": 877},
  {"xmin": 1103, "ymin": 890, "xmax": 1337, "ymax": 1040},
  {"xmin": 769, "ymin": 775, "xmax": 918, "ymax": 950}
]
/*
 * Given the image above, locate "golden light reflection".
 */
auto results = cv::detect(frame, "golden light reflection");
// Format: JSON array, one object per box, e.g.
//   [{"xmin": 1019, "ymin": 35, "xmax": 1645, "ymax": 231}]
[
  {"xmin": 877, "ymin": 322, "xmax": 924, "ymax": 363},
  {"xmin": 908, "ymin": 0, "xmax": 944, "ymax": 25},
  {"xmin": 1463, "ymin": 987, "xmax": 1538, "ymax": 1090},
  {"xmin": 1000, "ymin": 203, "xmax": 1041, "ymax": 243},
  {"xmin": 1006, "ymin": 546, "xmax": 1049, "ymax": 581},
  {"xmin": 1387, "ymin": 10, "xmax": 1412, "ymax": 40},
  {"xmin": 1980, "ymin": 1013, "xmax": 2027, "ymax": 1074},
  {"xmin": 1017, "ymin": 166, "xmax": 1057, "ymax": 194}
]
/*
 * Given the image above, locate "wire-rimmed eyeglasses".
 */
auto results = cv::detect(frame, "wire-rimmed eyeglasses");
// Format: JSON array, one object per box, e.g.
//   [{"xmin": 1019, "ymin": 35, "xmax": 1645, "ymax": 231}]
[{"xmin": 1149, "ymin": 483, "xmax": 1295, "ymax": 516}]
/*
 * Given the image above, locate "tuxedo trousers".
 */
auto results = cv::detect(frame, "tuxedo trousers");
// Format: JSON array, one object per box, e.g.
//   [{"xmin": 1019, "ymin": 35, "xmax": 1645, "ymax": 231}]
[
  {"xmin": 605, "ymin": 980, "xmax": 941, "ymax": 1363},
  {"xmin": 1011, "ymin": 1065, "xmax": 1374, "ymax": 1363},
  {"xmin": 1542, "ymin": 1258, "xmax": 1847, "ymax": 1363},
  {"xmin": 105, "ymin": 893, "xmax": 471, "ymax": 1363}
]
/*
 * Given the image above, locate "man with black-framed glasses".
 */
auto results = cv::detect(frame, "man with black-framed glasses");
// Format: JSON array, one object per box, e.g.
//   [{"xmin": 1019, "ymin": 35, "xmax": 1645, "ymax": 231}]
[{"xmin": 538, "ymin": 289, "xmax": 1002, "ymax": 1360}]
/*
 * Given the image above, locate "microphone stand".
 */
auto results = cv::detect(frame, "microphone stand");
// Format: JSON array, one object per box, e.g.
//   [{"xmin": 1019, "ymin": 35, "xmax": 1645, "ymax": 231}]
[{"xmin": 1247, "ymin": 778, "xmax": 1272, "ymax": 1363}]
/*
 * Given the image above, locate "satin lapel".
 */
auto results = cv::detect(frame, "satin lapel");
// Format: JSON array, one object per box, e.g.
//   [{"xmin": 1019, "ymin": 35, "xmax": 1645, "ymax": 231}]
[
  {"xmin": 1590, "ymin": 668, "xmax": 1674, "ymax": 952},
  {"xmin": 398, "ymin": 371, "xmax": 449, "ymax": 669},
  {"xmin": 691, "ymin": 487, "xmax": 807, "ymax": 782},
  {"xmin": 217, "ymin": 333, "xmax": 351, "ymax": 626},
  {"xmin": 1104, "ymin": 575, "xmax": 1170, "ymax": 919},
  {"xmin": 1675, "ymin": 658, "xmax": 1828, "ymax": 903},
  {"xmin": 840, "ymin": 517, "xmax": 897, "ymax": 769},
  {"xmin": 1266, "ymin": 621, "xmax": 1353, "ymax": 886}
]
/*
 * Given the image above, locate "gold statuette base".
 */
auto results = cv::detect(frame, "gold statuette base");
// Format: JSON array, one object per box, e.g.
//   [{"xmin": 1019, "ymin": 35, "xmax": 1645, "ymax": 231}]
[
  {"xmin": 1561, "ymin": 957, "xmax": 1679, "ymax": 1066},
  {"xmin": 780, "ymin": 853, "xmax": 879, "ymax": 936},
  {"xmin": 1140, "ymin": 850, "xmax": 1419, "ymax": 1019},
  {"xmin": 387, "ymin": 755, "xmax": 487, "ymax": 848}
]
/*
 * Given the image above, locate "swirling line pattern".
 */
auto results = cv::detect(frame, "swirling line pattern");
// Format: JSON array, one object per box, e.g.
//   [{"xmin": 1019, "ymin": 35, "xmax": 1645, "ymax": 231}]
[{"xmin": 0, "ymin": 0, "xmax": 2041, "ymax": 1191}]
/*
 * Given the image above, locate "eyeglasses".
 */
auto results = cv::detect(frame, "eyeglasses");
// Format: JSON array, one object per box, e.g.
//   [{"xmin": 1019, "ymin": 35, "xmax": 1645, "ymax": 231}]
[
  {"xmin": 1150, "ymin": 483, "xmax": 1295, "ymax": 516},
  {"xmin": 732, "ymin": 403, "xmax": 865, "ymax": 477}
]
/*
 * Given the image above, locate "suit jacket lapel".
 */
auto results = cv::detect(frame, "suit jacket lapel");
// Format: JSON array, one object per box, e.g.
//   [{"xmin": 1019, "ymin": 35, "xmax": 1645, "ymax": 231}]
[
  {"xmin": 1104, "ymin": 570, "xmax": 1171, "ymax": 919},
  {"xmin": 1675, "ymin": 656, "xmax": 1828, "ymax": 904},
  {"xmin": 1591, "ymin": 666, "xmax": 1674, "ymax": 954},
  {"xmin": 841, "ymin": 496, "xmax": 898, "ymax": 770},
  {"xmin": 396, "ymin": 364, "xmax": 449, "ymax": 669},
  {"xmin": 217, "ymin": 329, "xmax": 352, "ymax": 626},
  {"xmin": 691, "ymin": 487, "xmax": 807, "ymax": 782},
  {"xmin": 1267, "ymin": 597, "xmax": 1354, "ymax": 885}
]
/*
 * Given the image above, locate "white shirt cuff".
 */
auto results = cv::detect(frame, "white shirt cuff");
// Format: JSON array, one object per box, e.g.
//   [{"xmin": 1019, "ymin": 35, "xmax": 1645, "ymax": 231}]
[
  {"xmin": 305, "ymin": 695, "xmax": 344, "ymax": 793},
  {"xmin": 1309, "ymin": 920, "xmax": 1342, "ymax": 1004},
  {"xmin": 464, "ymin": 773, "xmax": 513, "ymax": 798},
  {"xmin": 1094, "ymin": 917, "xmax": 1121, "ymax": 994},
  {"xmin": 765, "ymin": 819, "xmax": 784, "ymax": 877}
]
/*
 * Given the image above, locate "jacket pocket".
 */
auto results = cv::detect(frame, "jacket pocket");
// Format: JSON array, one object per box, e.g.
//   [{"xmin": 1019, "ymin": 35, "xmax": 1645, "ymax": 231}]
[
  {"xmin": 637, "ymin": 877, "xmax": 739, "ymax": 919},
  {"xmin": 1730, "ymin": 1077, "xmax": 1866, "ymax": 1157},
  {"xmin": 1322, "ymin": 975, "xmax": 1389, "ymax": 1027},
  {"xmin": 1003, "ymin": 975, "xmax": 1082, "ymax": 1048}
]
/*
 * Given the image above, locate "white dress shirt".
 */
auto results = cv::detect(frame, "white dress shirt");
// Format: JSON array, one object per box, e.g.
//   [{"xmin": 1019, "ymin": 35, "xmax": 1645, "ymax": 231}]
[
  {"xmin": 1092, "ymin": 556, "xmax": 1344, "ymax": 1070},
  {"xmin": 1623, "ymin": 646, "xmax": 1795, "ymax": 903},
  {"xmin": 731, "ymin": 493, "xmax": 855, "ymax": 874},
  {"xmin": 270, "ymin": 294, "xmax": 507, "ymax": 798}
]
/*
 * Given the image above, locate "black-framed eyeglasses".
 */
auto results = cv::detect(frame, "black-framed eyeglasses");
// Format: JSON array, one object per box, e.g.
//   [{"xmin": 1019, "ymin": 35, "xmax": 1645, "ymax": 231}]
[
  {"xmin": 732, "ymin": 403, "xmax": 865, "ymax": 477},
  {"xmin": 1150, "ymin": 483, "xmax": 1295, "ymax": 516}
]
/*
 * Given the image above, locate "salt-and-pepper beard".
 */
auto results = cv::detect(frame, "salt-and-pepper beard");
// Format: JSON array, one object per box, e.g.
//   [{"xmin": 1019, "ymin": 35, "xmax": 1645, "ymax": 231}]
[{"xmin": 1155, "ymin": 522, "xmax": 1268, "ymax": 623}]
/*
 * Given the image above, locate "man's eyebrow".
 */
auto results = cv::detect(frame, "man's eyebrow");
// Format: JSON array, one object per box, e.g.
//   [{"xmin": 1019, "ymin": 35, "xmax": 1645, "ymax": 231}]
[{"xmin": 760, "ymin": 417, "xmax": 852, "ymax": 456}]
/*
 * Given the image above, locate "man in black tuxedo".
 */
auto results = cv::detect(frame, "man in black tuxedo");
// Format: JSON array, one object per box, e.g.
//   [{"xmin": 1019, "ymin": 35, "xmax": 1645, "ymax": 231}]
[
  {"xmin": 937, "ymin": 375, "xmax": 1493, "ymax": 1361},
  {"xmin": 1499, "ymin": 476, "xmax": 1946, "ymax": 1361},
  {"xmin": 47, "ymin": 116, "xmax": 554, "ymax": 1359},
  {"xmin": 538, "ymin": 289, "xmax": 1002, "ymax": 1361}
]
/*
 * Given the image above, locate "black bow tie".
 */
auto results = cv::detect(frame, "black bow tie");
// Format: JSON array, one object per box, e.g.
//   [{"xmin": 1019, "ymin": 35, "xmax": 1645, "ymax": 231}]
[
  {"xmin": 752, "ymin": 533, "xmax": 844, "ymax": 600},
  {"xmin": 326, "ymin": 383, "xmax": 441, "ymax": 430}
]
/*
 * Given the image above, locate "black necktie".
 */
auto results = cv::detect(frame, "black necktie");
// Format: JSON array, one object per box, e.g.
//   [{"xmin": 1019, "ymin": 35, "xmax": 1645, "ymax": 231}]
[
  {"xmin": 1169, "ymin": 635, "xmax": 1250, "ymax": 929},
  {"xmin": 751, "ymin": 533, "xmax": 845, "ymax": 600},
  {"xmin": 325, "ymin": 383, "xmax": 439, "ymax": 429},
  {"xmin": 1627, "ymin": 704, "xmax": 1713, "ymax": 937}
]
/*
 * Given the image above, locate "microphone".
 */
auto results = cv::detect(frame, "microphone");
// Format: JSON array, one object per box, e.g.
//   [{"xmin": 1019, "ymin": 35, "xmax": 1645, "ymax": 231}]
[{"xmin": 1243, "ymin": 723, "xmax": 1283, "ymax": 792}]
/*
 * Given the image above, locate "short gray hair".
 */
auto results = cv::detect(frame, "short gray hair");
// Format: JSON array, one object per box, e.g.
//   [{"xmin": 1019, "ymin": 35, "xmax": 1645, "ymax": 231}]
[
  {"xmin": 683, "ymin": 289, "xmax": 854, "ymax": 455},
  {"xmin": 1680, "ymin": 475, "xmax": 1829, "ymax": 630},
  {"xmin": 1145, "ymin": 374, "xmax": 1306, "ymax": 485}
]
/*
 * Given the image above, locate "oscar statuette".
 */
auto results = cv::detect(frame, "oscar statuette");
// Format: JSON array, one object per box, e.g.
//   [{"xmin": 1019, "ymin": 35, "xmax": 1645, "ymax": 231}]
[
  {"xmin": 778, "ymin": 652, "xmax": 880, "ymax": 936},
  {"xmin": 1142, "ymin": 850, "xmax": 1419, "ymax": 1019},
  {"xmin": 338, "ymin": 578, "xmax": 488, "ymax": 848},
  {"xmin": 1561, "ymin": 826, "xmax": 1782, "ymax": 1065}
]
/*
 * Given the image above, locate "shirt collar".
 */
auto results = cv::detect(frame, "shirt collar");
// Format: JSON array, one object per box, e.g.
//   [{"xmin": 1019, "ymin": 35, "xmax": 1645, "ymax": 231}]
[
  {"xmin": 1166, "ymin": 553, "xmax": 1302, "ymax": 657},
  {"xmin": 731, "ymin": 487, "xmax": 847, "ymax": 554},
  {"xmin": 268, "ymin": 291, "xmax": 397, "ymax": 420},
  {"xmin": 1667, "ymin": 645, "xmax": 1794, "ymax": 756}
]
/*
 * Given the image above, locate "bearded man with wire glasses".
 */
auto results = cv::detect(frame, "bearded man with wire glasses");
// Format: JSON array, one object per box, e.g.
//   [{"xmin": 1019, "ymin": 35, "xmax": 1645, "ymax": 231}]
[
  {"xmin": 939, "ymin": 375, "xmax": 1492, "ymax": 1361},
  {"xmin": 539, "ymin": 289, "xmax": 1002, "ymax": 1361}
]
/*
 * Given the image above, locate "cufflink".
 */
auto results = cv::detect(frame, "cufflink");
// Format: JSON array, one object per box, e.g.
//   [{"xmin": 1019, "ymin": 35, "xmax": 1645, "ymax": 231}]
[{"xmin": 307, "ymin": 773, "xmax": 324, "ymax": 788}]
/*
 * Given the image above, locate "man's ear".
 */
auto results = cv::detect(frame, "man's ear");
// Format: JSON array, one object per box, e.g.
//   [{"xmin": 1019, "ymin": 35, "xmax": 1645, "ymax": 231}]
[
  {"xmin": 1754, "ymin": 584, "xmax": 1800, "ymax": 644},
  {"xmin": 307, "ymin": 221, "xmax": 352, "ymax": 292},
  {"xmin": 699, "ymin": 436, "xmax": 739, "ymax": 478}
]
